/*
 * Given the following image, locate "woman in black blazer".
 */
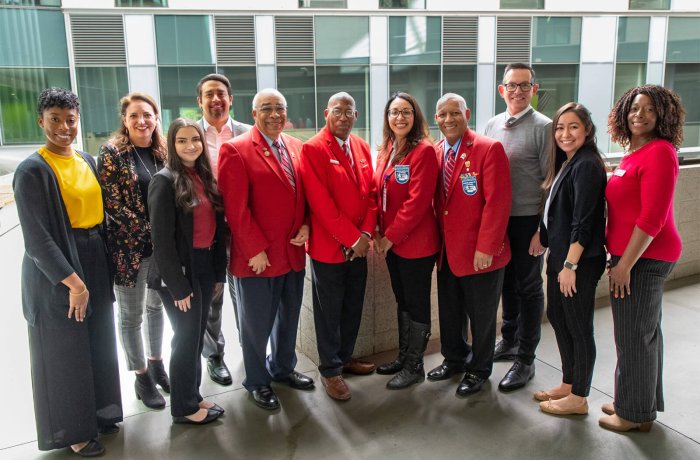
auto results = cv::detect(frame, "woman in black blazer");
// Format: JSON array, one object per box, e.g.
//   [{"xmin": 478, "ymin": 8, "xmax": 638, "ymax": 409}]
[
  {"xmin": 148, "ymin": 118, "xmax": 227, "ymax": 425},
  {"xmin": 536, "ymin": 102, "xmax": 607, "ymax": 416}
]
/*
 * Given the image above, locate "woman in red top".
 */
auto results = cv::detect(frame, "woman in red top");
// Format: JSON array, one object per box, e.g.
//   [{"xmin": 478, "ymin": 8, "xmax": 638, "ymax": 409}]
[
  {"xmin": 374, "ymin": 92, "xmax": 440, "ymax": 389},
  {"xmin": 601, "ymin": 85, "xmax": 685, "ymax": 433},
  {"xmin": 149, "ymin": 119, "xmax": 228, "ymax": 425}
]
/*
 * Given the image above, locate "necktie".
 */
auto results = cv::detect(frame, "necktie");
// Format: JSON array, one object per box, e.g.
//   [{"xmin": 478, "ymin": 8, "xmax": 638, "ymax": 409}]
[
  {"xmin": 342, "ymin": 142, "xmax": 354, "ymax": 168},
  {"xmin": 443, "ymin": 147, "xmax": 456, "ymax": 194},
  {"xmin": 273, "ymin": 140, "xmax": 296, "ymax": 192},
  {"xmin": 505, "ymin": 116, "xmax": 517, "ymax": 128}
]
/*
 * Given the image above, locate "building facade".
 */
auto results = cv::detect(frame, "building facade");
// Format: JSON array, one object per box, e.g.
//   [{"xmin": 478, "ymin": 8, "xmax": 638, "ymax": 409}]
[{"xmin": 0, "ymin": 0, "xmax": 699, "ymax": 158}]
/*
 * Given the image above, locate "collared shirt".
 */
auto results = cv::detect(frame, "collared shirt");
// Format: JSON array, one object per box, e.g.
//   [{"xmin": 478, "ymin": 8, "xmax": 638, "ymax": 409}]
[
  {"xmin": 334, "ymin": 136, "xmax": 350, "ymax": 154},
  {"xmin": 260, "ymin": 132, "xmax": 285, "ymax": 161},
  {"xmin": 201, "ymin": 116, "xmax": 234, "ymax": 175},
  {"xmin": 506, "ymin": 105, "xmax": 534, "ymax": 122},
  {"xmin": 443, "ymin": 138, "xmax": 462, "ymax": 162}
]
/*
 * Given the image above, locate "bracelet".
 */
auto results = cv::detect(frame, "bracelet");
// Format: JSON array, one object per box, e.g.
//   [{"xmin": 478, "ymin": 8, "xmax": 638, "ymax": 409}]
[{"xmin": 69, "ymin": 287, "xmax": 87, "ymax": 296}]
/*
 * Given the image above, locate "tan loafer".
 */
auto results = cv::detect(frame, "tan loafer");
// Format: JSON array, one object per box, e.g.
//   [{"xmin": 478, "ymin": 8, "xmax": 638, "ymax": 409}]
[
  {"xmin": 533, "ymin": 390, "xmax": 568, "ymax": 402},
  {"xmin": 539, "ymin": 399, "xmax": 588, "ymax": 415},
  {"xmin": 599, "ymin": 414, "xmax": 653, "ymax": 433},
  {"xmin": 601, "ymin": 402, "xmax": 615, "ymax": 415}
]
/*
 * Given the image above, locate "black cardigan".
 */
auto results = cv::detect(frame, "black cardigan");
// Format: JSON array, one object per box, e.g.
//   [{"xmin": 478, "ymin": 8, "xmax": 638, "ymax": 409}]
[
  {"xmin": 13, "ymin": 151, "xmax": 106, "ymax": 326},
  {"xmin": 539, "ymin": 146, "xmax": 607, "ymax": 275},
  {"xmin": 148, "ymin": 168, "xmax": 227, "ymax": 301}
]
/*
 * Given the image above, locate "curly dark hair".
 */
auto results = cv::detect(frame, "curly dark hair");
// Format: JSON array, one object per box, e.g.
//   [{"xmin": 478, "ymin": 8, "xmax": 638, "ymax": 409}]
[
  {"xmin": 378, "ymin": 91, "xmax": 431, "ymax": 165},
  {"xmin": 608, "ymin": 85, "xmax": 685, "ymax": 149},
  {"xmin": 37, "ymin": 87, "xmax": 80, "ymax": 114},
  {"xmin": 166, "ymin": 118, "xmax": 223, "ymax": 213}
]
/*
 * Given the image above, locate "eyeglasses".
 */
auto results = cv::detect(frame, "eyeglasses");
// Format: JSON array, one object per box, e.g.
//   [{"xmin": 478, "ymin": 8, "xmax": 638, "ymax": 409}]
[
  {"xmin": 256, "ymin": 105, "xmax": 287, "ymax": 115},
  {"xmin": 503, "ymin": 82, "xmax": 534, "ymax": 92},
  {"xmin": 388, "ymin": 108, "xmax": 414, "ymax": 118},
  {"xmin": 331, "ymin": 108, "xmax": 356, "ymax": 118}
]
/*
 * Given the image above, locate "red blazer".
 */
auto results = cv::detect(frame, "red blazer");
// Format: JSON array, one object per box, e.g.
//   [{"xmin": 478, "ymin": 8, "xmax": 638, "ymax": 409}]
[
  {"xmin": 218, "ymin": 126, "xmax": 306, "ymax": 278},
  {"xmin": 374, "ymin": 139, "xmax": 440, "ymax": 259},
  {"xmin": 301, "ymin": 127, "xmax": 377, "ymax": 263},
  {"xmin": 434, "ymin": 129, "xmax": 512, "ymax": 277}
]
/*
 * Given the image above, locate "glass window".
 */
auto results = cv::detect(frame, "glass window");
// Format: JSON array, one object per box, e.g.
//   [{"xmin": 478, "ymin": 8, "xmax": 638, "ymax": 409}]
[
  {"xmin": 0, "ymin": 9, "xmax": 68, "ymax": 67},
  {"xmin": 216, "ymin": 66, "xmax": 258, "ymax": 126},
  {"xmin": 316, "ymin": 66, "xmax": 370, "ymax": 141},
  {"xmin": 380, "ymin": 0, "xmax": 425, "ymax": 8},
  {"xmin": 0, "ymin": 67, "xmax": 70, "ymax": 144},
  {"xmin": 0, "ymin": 1, "xmax": 61, "ymax": 6},
  {"xmin": 628, "ymin": 0, "xmax": 670, "ymax": 9},
  {"xmin": 665, "ymin": 63, "xmax": 700, "ymax": 149},
  {"xmin": 389, "ymin": 16, "xmax": 441, "ymax": 65},
  {"xmin": 155, "ymin": 15, "xmax": 213, "ymax": 65},
  {"xmin": 500, "ymin": 0, "xmax": 544, "ymax": 8},
  {"xmin": 116, "ymin": 0, "xmax": 168, "ymax": 6},
  {"xmin": 442, "ymin": 65, "xmax": 477, "ymax": 129},
  {"xmin": 299, "ymin": 0, "xmax": 346, "ymax": 7},
  {"xmin": 315, "ymin": 16, "xmax": 369, "ymax": 65},
  {"xmin": 494, "ymin": 64, "xmax": 578, "ymax": 120},
  {"xmin": 616, "ymin": 17, "xmax": 649, "ymax": 63},
  {"xmin": 276, "ymin": 66, "xmax": 317, "ymax": 141},
  {"xmin": 158, "ymin": 66, "xmax": 215, "ymax": 128},
  {"xmin": 532, "ymin": 17, "xmax": 582, "ymax": 64},
  {"xmin": 666, "ymin": 18, "xmax": 700, "ymax": 63},
  {"xmin": 614, "ymin": 63, "xmax": 646, "ymax": 105},
  {"xmin": 389, "ymin": 65, "xmax": 441, "ymax": 137},
  {"xmin": 76, "ymin": 67, "xmax": 129, "ymax": 155}
]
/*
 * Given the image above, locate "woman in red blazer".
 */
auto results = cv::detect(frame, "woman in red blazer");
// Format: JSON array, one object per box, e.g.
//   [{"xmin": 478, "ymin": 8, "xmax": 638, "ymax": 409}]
[{"xmin": 374, "ymin": 92, "xmax": 440, "ymax": 389}]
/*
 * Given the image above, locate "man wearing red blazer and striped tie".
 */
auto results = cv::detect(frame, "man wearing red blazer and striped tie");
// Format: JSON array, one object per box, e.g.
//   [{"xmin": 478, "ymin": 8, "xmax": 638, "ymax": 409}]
[
  {"xmin": 428, "ymin": 93, "xmax": 512, "ymax": 397},
  {"xmin": 300, "ymin": 92, "xmax": 377, "ymax": 401}
]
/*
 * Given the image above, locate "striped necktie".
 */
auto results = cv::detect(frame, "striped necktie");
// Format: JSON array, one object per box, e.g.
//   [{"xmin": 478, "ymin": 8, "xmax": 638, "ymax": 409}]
[
  {"xmin": 343, "ymin": 142, "xmax": 356, "ymax": 179},
  {"xmin": 443, "ymin": 147, "xmax": 456, "ymax": 195},
  {"xmin": 272, "ymin": 140, "xmax": 296, "ymax": 192}
]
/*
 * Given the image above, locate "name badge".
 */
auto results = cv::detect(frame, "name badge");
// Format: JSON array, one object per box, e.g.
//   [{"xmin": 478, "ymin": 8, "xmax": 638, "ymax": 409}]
[
  {"xmin": 462, "ymin": 174, "xmax": 477, "ymax": 196},
  {"xmin": 395, "ymin": 165, "xmax": 410, "ymax": 184},
  {"xmin": 614, "ymin": 168, "xmax": 626, "ymax": 177},
  {"xmin": 330, "ymin": 159, "xmax": 340, "ymax": 165}
]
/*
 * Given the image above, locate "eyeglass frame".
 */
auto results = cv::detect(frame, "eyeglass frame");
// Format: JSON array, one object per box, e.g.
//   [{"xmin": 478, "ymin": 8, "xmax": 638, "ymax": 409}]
[
  {"xmin": 329, "ymin": 108, "xmax": 357, "ymax": 119},
  {"xmin": 501, "ymin": 81, "xmax": 536, "ymax": 93},
  {"xmin": 255, "ymin": 104, "xmax": 288, "ymax": 115},
  {"xmin": 387, "ymin": 108, "xmax": 415, "ymax": 118}
]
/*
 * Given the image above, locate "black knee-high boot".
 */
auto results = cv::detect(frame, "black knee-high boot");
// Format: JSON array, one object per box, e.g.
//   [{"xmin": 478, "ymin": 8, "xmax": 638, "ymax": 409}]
[{"xmin": 377, "ymin": 311, "xmax": 411, "ymax": 375}]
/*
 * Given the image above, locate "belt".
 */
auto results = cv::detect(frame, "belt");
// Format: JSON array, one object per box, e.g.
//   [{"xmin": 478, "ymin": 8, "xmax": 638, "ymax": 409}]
[{"xmin": 73, "ymin": 226, "xmax": 101, "ymax": 237}]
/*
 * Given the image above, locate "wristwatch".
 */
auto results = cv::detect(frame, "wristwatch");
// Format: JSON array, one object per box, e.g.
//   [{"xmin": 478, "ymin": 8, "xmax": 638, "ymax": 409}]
[{"xmin": 563, "ymin": 260, "xmax": 578, "ymax": 271}]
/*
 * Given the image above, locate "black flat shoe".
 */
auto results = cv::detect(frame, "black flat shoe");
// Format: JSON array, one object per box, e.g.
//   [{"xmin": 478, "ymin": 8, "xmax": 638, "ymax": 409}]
[
  {"xmin": 206, "ymin": 403, "xmax": 225, "ymax": 414},
  {"xmin": 274, "ymin": 370, "xmax": 315, "ymax": 390},
  {"xmin": 252, "ymin": 386, "xmax": 280, "ymax": 410},
  {"xmin": 71, "ymin": 439, "xmax": 105, "ymax": 457},
  {"xmin": 456, "ymin": 373, "xmax": 487, "ymax": 397},
  {"xmin": 97, "ymin": 424, "xmax": 119, "ymax": 435},
  {"xmin": 498, "ymin": 360, "xmax": 535, "ymax": 392},
  {"xmin": 427, "ymin": 363, "xmax": 464, "ymax": 381},
  {"xmin": 172, "ymin": 408, "xmax": 221, "ymax": 425}
]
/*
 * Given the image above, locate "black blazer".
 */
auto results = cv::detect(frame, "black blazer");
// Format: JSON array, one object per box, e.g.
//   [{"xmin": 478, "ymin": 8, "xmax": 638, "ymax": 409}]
[
  {"xmin": 148, "ymin": 168, "xmax": 227, "ymax": 300},
  {"xmin": 540, "ymin": 146, "xmax": 607, "ymax": 275}
]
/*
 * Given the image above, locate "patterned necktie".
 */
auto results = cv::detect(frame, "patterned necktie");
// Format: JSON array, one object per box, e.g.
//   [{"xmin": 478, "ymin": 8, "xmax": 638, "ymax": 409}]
[
  {"xmin": 273, "ymin": 140, "xmax": 296, "ymax": 192},
  {"xmin": 505, "ymin": 116, "xmax": 517, "ymax": 128},
  {"xmin": 343, "ymin": 142, "xmax": 356, "ymax": 179},
  {"xmin": 443, "ymin": 147, "xmax": 456, "ymax": 194}
]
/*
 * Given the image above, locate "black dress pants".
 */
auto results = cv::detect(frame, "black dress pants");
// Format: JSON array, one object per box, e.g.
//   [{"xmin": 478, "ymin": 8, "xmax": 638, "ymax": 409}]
[
  {"xmin": 385, "ymin": 250, "xmax": 436, "ymax": 325},
  {"xmin": 160, "ymin": 249, "xmax": 216, "ymax": 417}
]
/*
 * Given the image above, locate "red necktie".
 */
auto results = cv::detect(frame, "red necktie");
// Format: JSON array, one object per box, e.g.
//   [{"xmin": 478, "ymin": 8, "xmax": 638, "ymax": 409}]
[
  {"xmin": 273, "ymin": 140, "xmax": 296, "ymax": 193},
  {"xmin": 443, "ymin": 147, "xmax": 456, "ymax": 195},
  {"xmin": 343, "ymin": 142, "xmax": 356, "ymax": 179}
]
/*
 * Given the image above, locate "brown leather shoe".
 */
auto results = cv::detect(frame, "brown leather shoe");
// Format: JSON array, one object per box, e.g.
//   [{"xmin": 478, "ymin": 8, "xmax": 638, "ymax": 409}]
[
  {"xmin": 321, "ymin": 376, "xmax": 351, "ymax": 401},
  {"xmin": 343, "ymin": 359, "xmax": 376, "ymax": 375}
]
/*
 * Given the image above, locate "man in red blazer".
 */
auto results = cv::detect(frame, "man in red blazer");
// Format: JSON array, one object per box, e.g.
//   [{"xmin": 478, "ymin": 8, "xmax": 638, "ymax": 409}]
[
  {"xmin": 300, "ymin": 92, "xmax": 377, "ymax": 401},
  {"xmin": 218, "ymin": 88, "xmax": 314, "ymax": 411},
  {"xmin": 428, "ymin": 93, "xmax": 512, "ymax": 396}
]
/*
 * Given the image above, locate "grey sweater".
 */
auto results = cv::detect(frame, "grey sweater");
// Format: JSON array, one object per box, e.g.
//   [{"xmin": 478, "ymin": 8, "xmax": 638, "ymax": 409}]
[{"xmin": 484, "ymin": 109, "xmax": 552, "ymax": 216}]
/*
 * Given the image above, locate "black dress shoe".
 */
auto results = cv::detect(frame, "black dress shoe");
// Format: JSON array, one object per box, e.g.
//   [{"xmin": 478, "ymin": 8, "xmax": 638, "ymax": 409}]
[
  {"xmin": 173, "ymin": 408, "xmax": 221, "ymax": 425},
  {"xmin": 97, "ymin": 424, "xmax": 119, "ymax": 435},
  {"xmin": 427, "ymin": 363, "xmax": 465, "ymax": 381},
  {"xmin": 70, "ymin": 439, "xmax": 105, "ymax": 457},
  {"xmin": 498, "ymin": 360, "xmax": 535, "ymax": 391},
  {"xmin": 274, "ymin": 370, "xmax": 315, "ymax": 390},
  {"xmin": 252, "ymin": 387, "xmax": 280, "ymax": 410},
  {"xmin": 208, "ymin": 403, "xmax": 225, "ymax": 414},
  {"xmin": 456, "ymin": 373, "xmax": 487, "ymax": 397},
  {"xmin": 493, "ymin": 339, "xmax": 519, "ymax": 362},
  {"xmin": 207, "ymin": 356, "xmax": 232, "ymax": 386}
]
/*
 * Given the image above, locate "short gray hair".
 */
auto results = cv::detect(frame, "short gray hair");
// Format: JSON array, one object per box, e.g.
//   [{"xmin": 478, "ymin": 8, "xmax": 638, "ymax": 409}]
[
  {"xmin": 327, "ymin": 91, "xmax": 356, "ymax": 109},
  {"xmin": 435, "ymin": 93, "xmax": 468, "ymax": 116},
  {"xmin": 252, "ymin": 88, "xmax": 287, "ymax": 109}
]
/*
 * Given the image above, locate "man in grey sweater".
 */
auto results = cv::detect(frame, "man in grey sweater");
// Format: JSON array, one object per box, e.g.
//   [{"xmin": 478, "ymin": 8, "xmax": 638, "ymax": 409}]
[{"xmin": 483, "ymin": 63, "xmax": 552, "ymax": 392}]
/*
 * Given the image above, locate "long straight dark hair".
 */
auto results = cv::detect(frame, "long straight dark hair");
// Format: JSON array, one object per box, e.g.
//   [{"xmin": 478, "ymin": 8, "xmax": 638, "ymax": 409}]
[
  {"xmin": 378, "ymin": 91, "xmax": 430, "ymax": 165},
  {"xmin": 166, "ymin": 118, "xmax": 223, "ymax": 213}
]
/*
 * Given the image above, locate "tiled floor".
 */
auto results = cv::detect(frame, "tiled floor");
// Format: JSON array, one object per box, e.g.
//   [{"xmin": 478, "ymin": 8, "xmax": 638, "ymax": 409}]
[{"xmin": 1, "ymin": 203, "xmax": 699, "ymax": 459}]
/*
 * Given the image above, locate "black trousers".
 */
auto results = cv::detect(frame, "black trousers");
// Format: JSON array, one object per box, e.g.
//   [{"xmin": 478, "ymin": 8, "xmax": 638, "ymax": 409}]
[
  {"xmin": 385, "ymin": 250, "xmax": 436, "ymax": 325},
  {"xmin": 437, "ymin": 261, "xmax": 504, "ymax": 379},
  {"xmin": 29, "ymin": 228, "xmax": 122, "ymax": 451},
  {"xmin": 546, "ymin": 255, "xmax": 605, "ymax": 397},
  {"xmin": 501, "ymin": 215, "xmax": 545, "ymax": 363},
  {"xmin": 610, "ymin": 256, "xmax": 674, "ymax": 423},
  {"xmin": 160, "ymin": 249, "xmax": 216, "ymax": 417},
  {"xmin": 311, "ymin": 257, "xmax": 367, "ymax": 378}
]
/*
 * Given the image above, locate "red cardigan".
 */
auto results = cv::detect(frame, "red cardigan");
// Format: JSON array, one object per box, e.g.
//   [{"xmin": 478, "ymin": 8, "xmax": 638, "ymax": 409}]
[{"xmin": 606, "ymin": 139, "xmax": 681, "ymax": 262}]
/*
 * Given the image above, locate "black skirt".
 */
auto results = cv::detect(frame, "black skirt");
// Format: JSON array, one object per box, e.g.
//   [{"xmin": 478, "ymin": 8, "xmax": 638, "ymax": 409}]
[{"xmin": 28, "ymin": 227, "xmax": 123, "ymax": 451}]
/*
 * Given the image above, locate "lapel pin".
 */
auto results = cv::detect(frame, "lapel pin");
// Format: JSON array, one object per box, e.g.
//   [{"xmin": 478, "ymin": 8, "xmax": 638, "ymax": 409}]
[{"xmin": 461, "ymin": 153, "xmax": 467, "ymax": 160}]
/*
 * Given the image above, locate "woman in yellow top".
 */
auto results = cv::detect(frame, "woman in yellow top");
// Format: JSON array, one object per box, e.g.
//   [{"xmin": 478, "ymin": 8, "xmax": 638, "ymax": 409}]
[{"xmin": 13, "ymin": 88, "xmax": 122, "ymax": 457}]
